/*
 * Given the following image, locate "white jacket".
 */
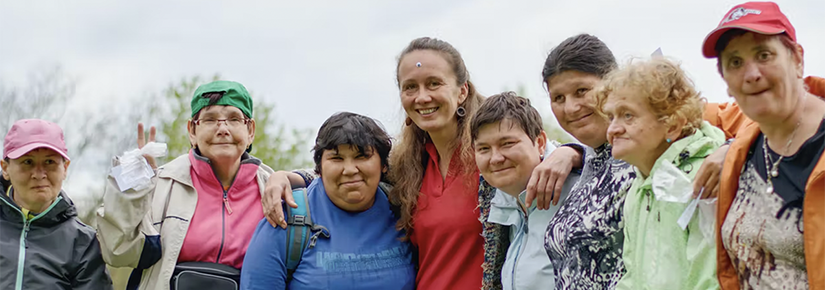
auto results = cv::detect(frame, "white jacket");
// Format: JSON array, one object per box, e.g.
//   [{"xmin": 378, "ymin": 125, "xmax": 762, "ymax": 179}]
[{"xmin": 95, "ymin": 153, "xmax": 272, "ymax": 290}]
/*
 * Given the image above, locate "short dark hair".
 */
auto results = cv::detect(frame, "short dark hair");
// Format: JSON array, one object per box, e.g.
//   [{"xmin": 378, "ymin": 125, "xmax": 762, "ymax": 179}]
[
  {"xmin": 714, "ymin": 29, "xmax": 797, "ymax": 75},
  {"xmin": 312, "ymin": 112, "xmax": 392, "ymax": 179},
  {"xmin": 470, "ymin": 91, "xmax": 544, "ymax": 143},
  {"xmin": 542, "ymin": 34, "xmax": 617, "ymax": 85}
]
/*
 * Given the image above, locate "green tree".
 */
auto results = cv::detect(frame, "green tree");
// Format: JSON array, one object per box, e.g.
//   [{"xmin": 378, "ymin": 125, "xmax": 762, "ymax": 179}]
[
  {"xmin": 146, "ymin": 75, "xmax": 313, "ymax": 170},
  {"xmin": 251, "ymin": 104, "xmax": 314, "ymax": 170}
]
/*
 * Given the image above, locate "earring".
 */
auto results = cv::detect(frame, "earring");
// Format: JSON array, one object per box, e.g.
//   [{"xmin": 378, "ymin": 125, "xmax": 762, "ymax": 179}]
[
  {"xmin": 456, "ymin": 106, "xmax": 466, "ymax": 117},
  {"xmin": 666, "ymin": 138, "xmax": 672, "ymax": 143},
  {"xmin": 405, "ymin": 117, "xmax": 413, "ymax": 126}
]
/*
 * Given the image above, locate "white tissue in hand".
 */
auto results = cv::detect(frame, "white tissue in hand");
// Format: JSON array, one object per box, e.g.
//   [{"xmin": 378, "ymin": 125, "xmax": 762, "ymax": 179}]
[
  {"xmin": 698, "ymin": 198, "xmax": 717, "ymax": 243},
  {"xmin": 651, "ymin": 160, "xmax": 693, "ymax": 203},
  {"xmin": 139, "ymin": 142, "xmax": 168, "ymax": 158},
  {"xmin": 110, "ymin": 142, "xmax": 168, "ymax": 192},
  {"xmin": 677, "ymin": 193, "xmax": 702, "ymax": 230}
]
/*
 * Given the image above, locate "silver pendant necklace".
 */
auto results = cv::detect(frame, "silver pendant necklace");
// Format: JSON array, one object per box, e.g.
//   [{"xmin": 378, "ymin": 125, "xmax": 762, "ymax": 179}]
[{"xmin": 762, "ymin": 120, "xmax": 801, "ymax": 194}]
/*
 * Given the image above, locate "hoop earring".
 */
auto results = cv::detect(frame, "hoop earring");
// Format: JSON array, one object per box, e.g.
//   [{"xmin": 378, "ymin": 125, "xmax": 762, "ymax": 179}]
[
  {"xmin": 405, "ymin": 117, "xmax": 413, "ymax": 126},
  {"xmin": 456, "ymin": 106, "xmax": 466, "ymax": 117}
]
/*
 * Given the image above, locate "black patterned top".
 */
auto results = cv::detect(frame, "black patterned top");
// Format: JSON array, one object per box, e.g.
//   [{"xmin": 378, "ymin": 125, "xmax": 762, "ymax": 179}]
[{"xmin": 544, "ymin": 143, "xmax": 636, "ymax": 290}]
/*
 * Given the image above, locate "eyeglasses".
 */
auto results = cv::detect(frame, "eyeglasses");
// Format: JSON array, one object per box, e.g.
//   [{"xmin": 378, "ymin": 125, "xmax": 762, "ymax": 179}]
[{"xmin": 192, "ymin": 118, "xmax": 250, "ymax": 128}]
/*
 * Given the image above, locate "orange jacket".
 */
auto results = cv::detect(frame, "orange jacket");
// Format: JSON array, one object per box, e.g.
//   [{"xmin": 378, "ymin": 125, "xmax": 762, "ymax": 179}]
[
  {"xmin": 808, "ymin": 76, "xmax": 825, "ymax": 98},
  {"xmin": 716, "ymin": 75, "xmax": 825, "ymax": 290},
  {"xmin": 704, "ymin": 101, "xmax": 750, "ymax": 139}
]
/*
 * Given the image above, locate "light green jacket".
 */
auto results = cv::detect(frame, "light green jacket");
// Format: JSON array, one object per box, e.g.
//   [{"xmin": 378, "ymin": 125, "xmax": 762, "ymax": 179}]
[{"xmin": 616, "ymin": 121, "xmax": 723, "ymax": 290}]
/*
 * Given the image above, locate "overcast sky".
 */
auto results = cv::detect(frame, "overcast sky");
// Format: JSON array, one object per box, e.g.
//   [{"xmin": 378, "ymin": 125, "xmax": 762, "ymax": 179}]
[{"xmin": 1, "ymin": 0, "xmax": 823, "ymax": 197}]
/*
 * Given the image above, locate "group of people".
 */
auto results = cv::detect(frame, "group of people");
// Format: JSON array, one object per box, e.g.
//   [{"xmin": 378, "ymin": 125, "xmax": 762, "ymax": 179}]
[{"xmin": 1, "ymin": 1, "xmax": 824, "ymax": 290}]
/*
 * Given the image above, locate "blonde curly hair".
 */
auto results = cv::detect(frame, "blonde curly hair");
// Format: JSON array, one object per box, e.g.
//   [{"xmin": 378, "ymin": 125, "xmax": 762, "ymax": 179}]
[{"xmin": 595, "ymin": 58, "xmax": 706, "ymax": 138}]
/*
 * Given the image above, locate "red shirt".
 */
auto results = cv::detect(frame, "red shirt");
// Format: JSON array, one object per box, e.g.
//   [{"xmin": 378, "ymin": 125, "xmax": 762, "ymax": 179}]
[{"xmin": 410, "ymin": 143, "xmax": 484, "ymax": 290}]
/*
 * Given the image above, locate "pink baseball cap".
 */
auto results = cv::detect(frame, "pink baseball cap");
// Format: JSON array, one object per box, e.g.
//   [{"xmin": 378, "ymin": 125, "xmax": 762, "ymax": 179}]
[
  {"xmin": 3, "ymin": 119, "xmax": 70, "ymax": 161},
  {"xmin": 702, "ymin": 1, "xmax": 796, "ymax": 58}
]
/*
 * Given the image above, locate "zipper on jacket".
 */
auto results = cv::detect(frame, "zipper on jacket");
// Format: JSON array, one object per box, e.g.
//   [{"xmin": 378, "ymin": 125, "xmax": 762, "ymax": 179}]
[
  {"xmin": 208, "ymin": 161, "xmax": 239, "ymax": 264},
  {"xmin": 1, "ymin": 195, "xmax": 62, "ymax": 290},
  {"xmin": 16, "ymin": 221, "xmax": 31, "ymax": 290},
  {"xmin": 208, "ymin": 164, "xmax": 234, "ymax": 264},
  {"xmin": 215, "ymin": 189, "xmax": 228, "ymax": 263},
  {"xmin": 223, "ymin": 190, "xmax": 233, "ymax": 215},
  {"xmin": 209, "ymin": 167, "xmax": 234, "ymax": 216}
]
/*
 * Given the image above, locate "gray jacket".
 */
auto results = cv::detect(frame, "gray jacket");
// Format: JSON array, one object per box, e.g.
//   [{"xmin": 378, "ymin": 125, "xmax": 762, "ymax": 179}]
[{"xmin": 0, "ymin": 176, "xmax": 113, "ymax": 290}]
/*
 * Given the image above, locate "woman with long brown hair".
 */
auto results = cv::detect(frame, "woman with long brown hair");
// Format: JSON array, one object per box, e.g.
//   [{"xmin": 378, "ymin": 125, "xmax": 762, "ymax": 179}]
[
  {"xmin": 260, "ymin": 37, "xmax": 583, "ymax": 290},
  {"xmin": 388, "ymin": 37, "xmax": 492, "ymax": 289}
]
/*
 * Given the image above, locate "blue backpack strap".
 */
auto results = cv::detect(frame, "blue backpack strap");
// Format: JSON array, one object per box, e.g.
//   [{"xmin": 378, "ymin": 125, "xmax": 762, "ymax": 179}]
[
  {"xmin": 284, "ymin": 189, "xmax": 330, "ymax": 282},
  {"xmin": 285, "ymin": 189, "xmax": 311, "ymax": 280}
]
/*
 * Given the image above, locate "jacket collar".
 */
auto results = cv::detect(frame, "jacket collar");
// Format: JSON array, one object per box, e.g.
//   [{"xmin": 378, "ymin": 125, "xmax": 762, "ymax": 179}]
[
  {"xmin": 0, "ymin": 184, "xmax": 76, "ymax": 226},
  {"xmin": 636, "ymin": 121, "xmax": 725, "ymax": 191},
  {"xmin": 154, "ymin": 150, "xmax": 275, "ymax": 202},
  {"xmin": 156, "ymin": 153, "xmax": 195, "ymax": 188},
  {"xmin": 805, "ymin": 76, "xmax": 825, "ymax": 98},
  {"xmin": 0, "ymin": 174, "xmax": 9, "ymax": 194},
  {"xmin": 189, "ymin": 149, "xmax": 261, "ymax": 189},
  {"xmin": 488, "ymin": 188, "xmax": 534, "ymax": 227},
  {"xmin": 157, "ymin": 149, "xmax": 262, "ymax": 189}
]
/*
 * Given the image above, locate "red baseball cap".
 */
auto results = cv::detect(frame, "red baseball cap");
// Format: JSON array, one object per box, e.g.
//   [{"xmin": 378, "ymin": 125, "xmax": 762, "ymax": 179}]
[
  {"xmin": 3, "ymin": 119, "xmax": 70, "ymax": 161},
  {"xmin": 702, "ymin": 1, "xmax": 796, "ymax": 58}
]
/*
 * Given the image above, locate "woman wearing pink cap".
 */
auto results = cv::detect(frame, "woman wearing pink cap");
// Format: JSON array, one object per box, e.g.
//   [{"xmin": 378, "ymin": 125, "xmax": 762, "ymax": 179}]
[
  {"xmin": 0, "ymin": 119, "xmax": 113, "ymax": 290},
  {"xmin": 702, "ymin": 1, "xmax": 825, "ymax": 289}
]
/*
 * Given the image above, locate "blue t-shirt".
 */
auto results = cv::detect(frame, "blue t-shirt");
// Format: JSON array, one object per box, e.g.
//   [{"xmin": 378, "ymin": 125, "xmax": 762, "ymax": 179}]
[{"xmin": 240, "ymin": 179, "xmax": 416, "ymax": 290}]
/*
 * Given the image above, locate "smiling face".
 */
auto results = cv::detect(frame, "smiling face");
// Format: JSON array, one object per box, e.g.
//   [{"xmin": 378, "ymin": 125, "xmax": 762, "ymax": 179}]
[
  {"xmin": 320, "ymin": 144, "xmax": 385, "ymax": 212},
  {"xmin": 188, "ymin": 105, "xmax": 255, "ymax": 163},
  {"xmin": 474, "ymin": 119, "xmax": 546, "ymax": 196},
  {"xmin": 1, "ymin": 148, "xmax": 69, "ymax": 212},
  {"xmin": 546, "ymin": 70, "xmax": 609, "ymax": 148},
  {"xmin": 719, "ymin": 32, "xmax": 804, "ymax": 124},
  {"xmin": 397, "ymin": 50, "xmax": 468, "ymax": 135},
  {"xmin": 603, "ymin": 89, "xmax": 673, "ymax": 176}
]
